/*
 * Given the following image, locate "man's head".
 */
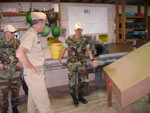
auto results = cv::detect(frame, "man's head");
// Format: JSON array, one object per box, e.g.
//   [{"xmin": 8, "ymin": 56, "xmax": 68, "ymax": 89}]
[
  {"xmin": 74, "ymin": 23, "xmax": 83, "ymax": 38},
  {"xmin": 31, "ymin": 12, "xmax": 47, "ymax": 33},
  {"xmin": 4, "ymin": 24, "xmax": 16, "ymax": 42}
]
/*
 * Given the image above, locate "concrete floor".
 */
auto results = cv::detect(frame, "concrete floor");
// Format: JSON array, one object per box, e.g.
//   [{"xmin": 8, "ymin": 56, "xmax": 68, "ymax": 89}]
[{"xmin": 8, "ymin": 81, "xmax": 150, "ymax": 113}]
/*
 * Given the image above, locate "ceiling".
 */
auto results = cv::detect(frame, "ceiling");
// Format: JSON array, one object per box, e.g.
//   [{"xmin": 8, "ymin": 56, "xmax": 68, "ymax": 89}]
[
  {"xmin": 61, "ymin": 0, "xmax": 149, "ymax": 5},
  {"xmin": 0, "ymin": 0, "xmax": 149, "ymax": 6}
]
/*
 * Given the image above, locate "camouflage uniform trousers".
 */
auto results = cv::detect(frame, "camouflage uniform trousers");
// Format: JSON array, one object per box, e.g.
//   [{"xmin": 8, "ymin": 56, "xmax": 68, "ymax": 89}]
[
  {"xmin": 0, "ymin": 72, "xmax": 21, "ymax": 112},
  {"xmin": 67, "ymin": 61, "xmax": 87, "ymax": 94}
]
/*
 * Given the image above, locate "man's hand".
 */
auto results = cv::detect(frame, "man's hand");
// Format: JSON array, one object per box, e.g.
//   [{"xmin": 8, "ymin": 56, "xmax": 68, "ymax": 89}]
[
  {"xmin": 16, "ymin": 61, "xmax": 22, "ymax": 67},
  {"xmin": 58, "ymin": 60, "xmax": 62, "ymax": 66},
  {"xmin": 31, "ymin": 66, "xmax": 42, "ymax": 75},
  {"xmin": 0, "ymin": 64, "xmax": 3, "ymax": 70},
  {"xmin": 92, "ymin": 60, "xmax": 98, "ymax": 68}
]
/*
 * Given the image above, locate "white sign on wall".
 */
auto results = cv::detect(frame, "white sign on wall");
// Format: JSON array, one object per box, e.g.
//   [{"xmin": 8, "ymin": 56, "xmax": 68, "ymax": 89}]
[{"xmin": 68, "ymin": 6, "xmax": 108, "ymax": 35}]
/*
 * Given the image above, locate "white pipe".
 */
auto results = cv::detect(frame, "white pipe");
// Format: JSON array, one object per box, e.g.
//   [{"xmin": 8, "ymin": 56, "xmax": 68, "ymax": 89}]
[{"xmin": 98, "ymin": 52, "xmax": 128, "ymax": 59}]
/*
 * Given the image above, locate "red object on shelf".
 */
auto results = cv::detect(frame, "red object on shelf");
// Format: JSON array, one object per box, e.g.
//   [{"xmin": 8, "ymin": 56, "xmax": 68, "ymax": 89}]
[
  {"xmin": 108, "ymin": 80, "xmax": 112, "ymax": 90},
  {"xmin": 8, "ymin": 12, "xmax": 13, "ymax": 16},
  {"xmin": 136, "ymin": 13, "xmax": 144, "ymax": 16},
  {"xmin": 52, "ymin": 40, "xmax": 61, "ymax": 43}
]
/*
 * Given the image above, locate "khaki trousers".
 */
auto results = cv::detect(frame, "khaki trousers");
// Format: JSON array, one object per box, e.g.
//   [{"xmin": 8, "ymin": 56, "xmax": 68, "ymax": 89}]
[{"xmin": 24, "ymin": 68, "xmax": 54, "ymax": 113}]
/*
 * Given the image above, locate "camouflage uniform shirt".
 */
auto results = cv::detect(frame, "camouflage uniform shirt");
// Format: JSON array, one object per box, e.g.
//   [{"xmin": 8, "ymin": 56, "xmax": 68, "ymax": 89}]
[
  {"xmin": 65, "ymin": 35, "xmax": 89, "ymax": 66},
  {"xmin": 0, "ymin": 37, "xmax": 21, "ymax": 79}
]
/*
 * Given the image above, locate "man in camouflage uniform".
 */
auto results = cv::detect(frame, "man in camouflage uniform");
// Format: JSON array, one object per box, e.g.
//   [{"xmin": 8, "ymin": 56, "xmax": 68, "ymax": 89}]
[
  {"xmin": 58, "ymin": 23, "xmax": 98, "ymax": 107},
  {"xmin": 0, "ymin": 25, "xmax": 22, "ymax": 113}
]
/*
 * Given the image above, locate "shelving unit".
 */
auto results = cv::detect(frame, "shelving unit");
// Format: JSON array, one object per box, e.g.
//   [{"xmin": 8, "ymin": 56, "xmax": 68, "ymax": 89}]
[
  {"xmin": 0, "ymin": 0, "xmax": 62, "ymax": 32},
  {"xmin": 115, "ymin": 0, "xmax": 149, "ymax": 43},
  {"xmin": 0, "ymin": 12, "xmax": 49, "ymax": 32},
  {"xmin": 2, "ymin": 12, "xmax": 27, "ymax": 16},
  {"xmin": 149, "ymin": 16, "xmax": 150, "ymax": 40}
]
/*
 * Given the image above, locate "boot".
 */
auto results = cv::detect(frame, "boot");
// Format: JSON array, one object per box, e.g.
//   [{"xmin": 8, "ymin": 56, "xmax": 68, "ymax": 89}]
[
  {"xmin": 70, "ymin": 93, "xmax": 79, "ymax": 107},
  {"xmin": 12, "ymin": 106, "xmax": 19, "ymax": 113},
  {"xmin": 2, "ymin": 111, "xmax": 7, "ymax": 113},
  {"xmin": 78, "ymin": 93, "xmax": 88, "ymax": 104},
  {"xmin": 1, "ymin": 109, "xmax": 7, "ymax": 113}
]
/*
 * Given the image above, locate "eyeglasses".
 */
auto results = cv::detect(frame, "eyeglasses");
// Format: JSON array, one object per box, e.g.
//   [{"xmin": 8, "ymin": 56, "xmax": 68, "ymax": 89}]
[{"xmin": 10, "ymin": 31, "xmax": 16, "ymax": 34}]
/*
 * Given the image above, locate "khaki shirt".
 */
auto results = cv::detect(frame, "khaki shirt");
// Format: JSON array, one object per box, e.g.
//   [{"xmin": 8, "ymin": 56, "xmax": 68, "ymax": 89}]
[{"xmin": 20, "ymin": 28, "xmax": 44, "ymax": 67}]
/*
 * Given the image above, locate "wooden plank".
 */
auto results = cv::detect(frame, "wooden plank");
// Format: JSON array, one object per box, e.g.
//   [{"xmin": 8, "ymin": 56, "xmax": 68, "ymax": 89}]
[
  {"xmin": 115, "ymin": 0, "xmax": 120, "ymax": 43},
  {"xmin": 121, "ymin": 0, "xmax": 126, "ymax": 42},
  {"xmin": 136, "ymin": 38, "xmax": 147, "ymax": 48},
  {"xmin": 103, "ymin": 0, "xmax": 114, "ymax": 4},
  {"xmin": 126, "ymin": 16, "xmax": 146, "ymax": 19},
  {"xmin": 2, "ymin": 12, "xmax": 53, "ymax": 17},
  {"xmin": 144, "ymin": 2, "xmax": 149, "ymax": 41},
  {"xmin": 91, "ymin": 0, "xmax": 102, "ymax": 3},
  {"xmin": 58, "ymin": 0, "xmax": 62, "ymax": 33},
  {"xmin": 107, "ymin": 82, "xmax": 112, "ymax": 106},
  {"xmin": 103, "ymin": 71, "xmax": 112, "ymax": 106},
  {"xmin": 81, "ymin": 0, "xmax": 90, "ymax": 2},
  {"xmin": 2, "ymin": 12, "xmax": 27, "ymax": 16},
  {"xmin": 0, "ymin": 28, "xmax": 29, "ymax": 32},
  {"xmin": 68, "ymin": 0, "xmax": 79, "ymax": 2},
  {"xmin": 109, "ymin": 43, "xmax": 133, "ymax": 54}
]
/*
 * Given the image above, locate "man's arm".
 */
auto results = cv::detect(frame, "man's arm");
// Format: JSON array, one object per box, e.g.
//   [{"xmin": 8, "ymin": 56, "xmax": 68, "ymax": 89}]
[
  {"xmin": 86, "ymin": 48, "xmax": 98, "ymax": 68},
  {"xmin": 0, "ymin": 64, "xmax": 3, "ymax": 70},
  {"xmin": 16, "ymin": 61, "xmax": 22, "ymax": 67},
  {"xmin": 16, "ymin": 46, "xmax": 41, "ymax": 74},
  {"xmin": 58, "ymin": 48, "xmax": 67, "ymax": 66},
  {"xmin": 86, "ymin": 48, "xmax": 94, "ymax": 61}
]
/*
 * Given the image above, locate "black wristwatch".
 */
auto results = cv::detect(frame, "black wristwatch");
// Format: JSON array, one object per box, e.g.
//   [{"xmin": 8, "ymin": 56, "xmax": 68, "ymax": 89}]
[{"xmin": 91, "ymin": 58, "xmax": 95, "ymax": 61}]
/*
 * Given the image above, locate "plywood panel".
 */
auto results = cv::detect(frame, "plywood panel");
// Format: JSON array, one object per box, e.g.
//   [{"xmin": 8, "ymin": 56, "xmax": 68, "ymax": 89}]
[
  {"xmin": 103, "ymin": 42, "xmax": 150, "ymax": 112},
  {"xmin": 104, "ymin": 42, "xmax": 150, "ymax": 91},
  {"xmin": 109, "ymin": 43, "xmax": 133, "ymax": 53}
]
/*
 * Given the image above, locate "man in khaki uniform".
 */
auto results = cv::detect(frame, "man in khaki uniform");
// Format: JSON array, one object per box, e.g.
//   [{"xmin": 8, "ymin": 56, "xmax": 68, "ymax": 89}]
[{"xmin": 16, "ymin": 12, "xmax": 54, "ymax": 113}]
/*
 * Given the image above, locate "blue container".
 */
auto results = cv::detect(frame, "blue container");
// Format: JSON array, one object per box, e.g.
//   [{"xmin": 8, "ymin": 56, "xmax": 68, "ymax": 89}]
[
  {"xmin": 139, "ymin": 31, "xmax": 146, "ymax": 35},
  {"xmin": 137, "ymin": 23, "xmax": 146, "ymax": 28},
  {"xmin": 133, "ymin": 31, "xmax": 139, "ymax": 35},
  {"xmin": 104, "ymin": 44, "xmax": 109, "ymax": 54},
  {"xmin": 95, "ymin": 72, "xmax": 103, "ymax": 83},
  {"xmin": 126, "ymin": 12, "xmax": 136, "ymax": 16},
  {"xmin": 126, "ymin": 23, "xmax": 136, "ymax": 28}
]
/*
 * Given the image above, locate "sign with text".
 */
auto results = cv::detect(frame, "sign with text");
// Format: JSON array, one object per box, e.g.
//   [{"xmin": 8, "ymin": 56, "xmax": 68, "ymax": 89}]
[
  {"xmin": 68, "ymin": 6, "xmax": 108, "ymax": 35},
  {"xmin": 99, "ymin": 34, "xmax": 109, "ymax": 42}
]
